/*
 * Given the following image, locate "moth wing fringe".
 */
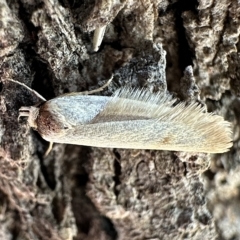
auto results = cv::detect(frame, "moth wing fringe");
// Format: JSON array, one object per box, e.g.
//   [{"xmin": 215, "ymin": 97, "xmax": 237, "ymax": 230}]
[
  {"xmin": 95, "ymin": 87, "xmax": 232, "ymax": 153},
  {"xmin": 109, "ymin": 87, "xmax": 227, "ymax": 126}
]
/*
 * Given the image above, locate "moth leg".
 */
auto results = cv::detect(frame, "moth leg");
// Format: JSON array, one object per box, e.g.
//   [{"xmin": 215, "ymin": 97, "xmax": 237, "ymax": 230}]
[
  {"xmin": 93, "ymin": 25, "xmax": 107, "ymax": 52},
  {"xmin": 44, "ymin": 142, "xmax": 54, "ymax": 157},
  {"xmin": 80, "ymin": 75, "xmax": 113, "ymax": 95}
]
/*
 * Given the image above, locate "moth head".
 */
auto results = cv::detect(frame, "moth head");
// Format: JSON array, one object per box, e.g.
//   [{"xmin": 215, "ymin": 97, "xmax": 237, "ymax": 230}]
[
  {"xmin": 19, "ymin": 102, "xmax": 71, "ymax": 141},
  {"xmin": 19, "ymin": 106, "xmax": 39, "ymax": 130}
]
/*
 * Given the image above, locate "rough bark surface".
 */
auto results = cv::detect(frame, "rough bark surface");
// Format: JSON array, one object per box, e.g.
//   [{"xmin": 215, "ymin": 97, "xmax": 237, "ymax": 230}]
[{"xmin": 0, "ymin": 0, "xmax": 239, "ymax": 239}]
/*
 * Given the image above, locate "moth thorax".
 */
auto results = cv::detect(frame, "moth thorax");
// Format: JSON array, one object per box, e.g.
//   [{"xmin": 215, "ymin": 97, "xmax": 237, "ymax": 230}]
[
  {"xmin": 36, "ymin": 104, "xmax": 67, "ymax": 137},
  {"xmin": 19, "ymin": 106, "xmax": 39, "ymax": 129}
]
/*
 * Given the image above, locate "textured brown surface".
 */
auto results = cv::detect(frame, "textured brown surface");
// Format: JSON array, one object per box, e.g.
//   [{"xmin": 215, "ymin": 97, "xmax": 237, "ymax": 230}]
[{"xmin": 0, "ymin": 0, "xmax": 239, "ymax": 239}]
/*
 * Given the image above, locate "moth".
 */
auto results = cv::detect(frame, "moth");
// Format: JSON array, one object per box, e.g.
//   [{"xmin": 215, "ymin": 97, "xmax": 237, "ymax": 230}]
[{"xmin": 18, "ymin": 85, "xmax": 233, "ymax": 153}]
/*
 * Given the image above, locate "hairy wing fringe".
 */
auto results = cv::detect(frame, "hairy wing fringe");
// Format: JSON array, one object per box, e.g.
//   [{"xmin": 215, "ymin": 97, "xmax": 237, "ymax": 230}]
[
  {"xmin": 109, "ymin": 88, "xmax": 221, "ymax": 126},
  {"xmin": 101, "ymin": 88, "xmax": 232, "ymax": 152}
]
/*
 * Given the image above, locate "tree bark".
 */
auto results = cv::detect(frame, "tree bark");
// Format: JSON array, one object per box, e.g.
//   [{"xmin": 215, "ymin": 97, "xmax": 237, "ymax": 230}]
[{"xmin": 0, "ymin": 0, "xmax": 239, "ymax": 239}]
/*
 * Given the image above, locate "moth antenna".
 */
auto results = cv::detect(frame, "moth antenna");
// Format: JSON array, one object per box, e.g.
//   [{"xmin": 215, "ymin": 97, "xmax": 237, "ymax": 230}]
[
  {"xmin": 79, "ymin": 74, "xmax": 113, "ymax": 95},
  {"xmin": 6, "ymin": 78, "xmax": 46, "ymax": 102}
]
